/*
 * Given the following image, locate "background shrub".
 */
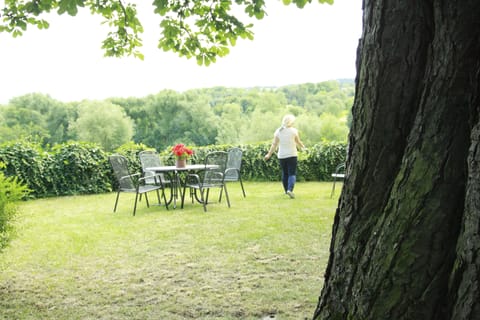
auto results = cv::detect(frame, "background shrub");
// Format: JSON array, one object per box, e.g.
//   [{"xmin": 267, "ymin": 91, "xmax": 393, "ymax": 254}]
[
  {"xmin": 48, "ymin": 142, "xmax": 112, "ymax": 196},
  {"xmin": 0, "ymin": 166, "xmax": 29, "ymax": 251},
  {"xmin": 0, "ymin": 141, "xmax": 347, "ymax": 199},
  {"xmin": 0, "ymin": 141, "xmax": 47, "ymax": 198}
]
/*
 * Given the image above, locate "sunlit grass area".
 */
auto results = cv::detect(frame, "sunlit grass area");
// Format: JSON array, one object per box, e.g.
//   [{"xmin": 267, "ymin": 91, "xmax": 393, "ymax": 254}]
[{"xmin": 0, "ymin": 181, "xmax": 341, "ymax": 320}]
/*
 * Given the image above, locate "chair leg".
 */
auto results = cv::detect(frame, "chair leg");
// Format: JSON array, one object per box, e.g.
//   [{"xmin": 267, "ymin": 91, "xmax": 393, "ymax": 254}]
[
  {"xmin": 219, "ymin": 179, "xmax": 245, "ymax": 202},
  {"xmin": 144, "ymin": 193, "xmax": 150, "ymax": 208},
  {"xmin": 219, "ymin": 186, "xmax": 224, "ymax": 202},
  {"xmin": 330, "ymin": 178, "xmax": 337, "ymax": 198},
  {"xmin": 199, "ymin": 188, "xmax": 207, "ymax": 212},
  {"xmin": 133, "ymin": 193, "xmax": 140, "ymax": 216},
  {"xmin": 161, "ymin": 188, "xmax": 169, "ymax": 210},
  {"xmin": 113, "ymin": 191, "xmax": 121, "ymax": 212},
  {"xmin": 205, "ymin": 189, "xmax": 210, "ymax": 204},
  {"xmin": 223, "ymin": 184, "xmax": 231, "ymax": 208},
  {"xmin": 239, "ymin": 177, "xmax": 246, "ymax": 197}
]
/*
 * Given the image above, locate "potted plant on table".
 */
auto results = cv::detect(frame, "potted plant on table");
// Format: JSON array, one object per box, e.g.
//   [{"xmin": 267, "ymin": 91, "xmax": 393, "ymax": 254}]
[{"xmin": 171, "ymin": 143, "xmax": 194, "ymax": 168}]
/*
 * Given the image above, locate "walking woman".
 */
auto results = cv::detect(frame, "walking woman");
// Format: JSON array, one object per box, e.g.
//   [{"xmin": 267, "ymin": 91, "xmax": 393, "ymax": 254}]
[{"xmin": 264, "ymin": 114, "xmax": 305, "ymax": 198}]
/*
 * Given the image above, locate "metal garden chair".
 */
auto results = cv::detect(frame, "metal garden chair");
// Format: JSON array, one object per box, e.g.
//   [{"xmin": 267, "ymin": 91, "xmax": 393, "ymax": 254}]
[
  {"xmin": 181, "ymin": 151, "xmax": 230, "ymax": 212},
  {"xmin": 109, "ymin": 154, "xmax": 169, "ymax": 215},
  {"xmin": 330, "ymin": 163, "xmax": 346, "ymax": 198},
  {"xmin": 138, "ymin": 150, "xmax": 173, "ymax": 203},
  {"xmin": 220, "ymin": 147, "xmax": 246, "ymax": 201}
]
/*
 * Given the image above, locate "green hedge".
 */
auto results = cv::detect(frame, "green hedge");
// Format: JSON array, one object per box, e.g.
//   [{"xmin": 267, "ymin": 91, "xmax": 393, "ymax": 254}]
[
  {"xmin": 0, "ymin": 141, "xmax": 48, "ymax": 198},
  {"xmin": 0, "ymin": 141, "xmax": 111, "ymax": 198},
  {"xmin": 0, "ymin": 140, "xmax": 347, "ymax": 199},
  {"xmin": 176, "ymin": 142, "xmax": 347, "ymax": 182},
  {"xmin": 48, "ymin": 142, "xmax": 112, "ymax": 196}
]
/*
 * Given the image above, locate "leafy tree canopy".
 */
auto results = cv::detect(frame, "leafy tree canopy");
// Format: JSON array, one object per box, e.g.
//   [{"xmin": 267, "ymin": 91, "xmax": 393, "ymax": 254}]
[
  {"xmin": 1, "ymin": 0, "xmax": 332, "ymax": 65},
  {"xmin": 0, "ymin": 82, "xmax": 353, "ymax": 150},
  {"xmin": 69, "ymin": 100, "xmax": 134, "ymax": 152}
]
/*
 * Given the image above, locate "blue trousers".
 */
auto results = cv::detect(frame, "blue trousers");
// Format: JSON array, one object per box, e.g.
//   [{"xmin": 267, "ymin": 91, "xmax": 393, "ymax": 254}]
[{"xmin": 279, "ymin": 157, "xmax": 297, "ymax": 193}]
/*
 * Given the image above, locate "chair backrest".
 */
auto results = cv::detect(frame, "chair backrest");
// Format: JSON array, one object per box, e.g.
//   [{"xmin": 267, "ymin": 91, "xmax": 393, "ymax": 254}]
[
  {"xmin": 334, "ymin": 163, "xmax": 346, "ymax": 175},
  {"xmin": 139, "ymin": 150, "xmax": 161, "ymax": 168},
  {"xmin": 225, "ymin": 147, "xmax": 243, "ymax": 181},
  {"xmin": 139, "ymin": 150, "xmax": 162, "ymax": 184},
  {"xmin": 109, "ymin": 154, "xmax": 136, "ymax": 191},
  {"xmin": 203, "ymin": 151, "xmax": 229, "ymax": 185},
  {"xmin": 331, "ymin": 163, "xmax": 346, "ymax": 180}
]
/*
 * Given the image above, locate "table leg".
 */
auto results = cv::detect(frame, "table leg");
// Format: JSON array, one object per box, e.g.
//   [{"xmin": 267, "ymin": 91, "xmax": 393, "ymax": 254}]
[{"xmin": 170, "ymin": 171, "xmax": 186, "ymax": 209}]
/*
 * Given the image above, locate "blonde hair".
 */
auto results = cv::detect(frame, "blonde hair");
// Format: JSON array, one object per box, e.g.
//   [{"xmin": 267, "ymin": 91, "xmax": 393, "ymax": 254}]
[{"xmin": 282, "ymin": 114, "xmax": 296, "ymax": 127}]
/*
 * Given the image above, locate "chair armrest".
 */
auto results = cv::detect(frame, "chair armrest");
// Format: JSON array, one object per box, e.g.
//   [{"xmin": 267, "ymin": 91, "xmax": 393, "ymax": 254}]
[
  {"xmin": 160, "ymin": 172, "xmax": 173, "ymax": 184},
  {"xmin": 119, "ymin": 172, "xmax": 140, "ymax": 183},
  {"xmin": 139, "ymin": 173, "xmax": 165, "ymax": 185},
  {"xmin": 224, "ymin": 168, "xmax": 239, "ymax": 175},
  {"xmin": 206, "ymin": 171, "xmax": 224, "ymax": 184},
  {"xmin": 211, "ymin": 172, "xmax": 224, "ymax": 179},
  {"xmin": 185, "ymin": 173, "xmax": 202, "ymax": 185},
  {"xmin": 331, "ymin": 163, "xmax": 346, "ymax": 179}
]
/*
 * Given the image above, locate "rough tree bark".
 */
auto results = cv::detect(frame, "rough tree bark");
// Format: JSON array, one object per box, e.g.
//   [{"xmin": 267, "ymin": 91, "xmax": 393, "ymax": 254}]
[{"xmin": 313, "ymin": 0, "xmax": 480, "ymax": 319}]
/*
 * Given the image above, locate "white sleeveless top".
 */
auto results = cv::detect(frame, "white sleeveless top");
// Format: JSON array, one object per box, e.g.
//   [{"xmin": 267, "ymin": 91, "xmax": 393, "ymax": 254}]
[{"xmin": 274, "ymin": 126, "xmax": 298, "ymax": 159}]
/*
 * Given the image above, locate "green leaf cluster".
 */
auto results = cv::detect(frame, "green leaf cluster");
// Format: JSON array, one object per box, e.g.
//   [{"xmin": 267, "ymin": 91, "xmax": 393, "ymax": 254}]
[
  {"xmin": 57, "ymin": 0, "xmax": 84, "ymax": 15},
  {"xmin": 1, "ymin": 0, "xmax": 144, "ymax": 59},
  {"xmin": 155, "ymin": 0, "xmax": 255, "ymax": 65},
  {"xmin": 0, "ymin": 0, "xmax": 53, "ymax": 36},
  {"xmin": 0, "ymin": 141, "xmax": 48, "ymax": 197},
  {"xmin": 1, "ymin": 0, "xmax": 332, "ymax": 62},
  {"xmin": 0, "ymin": 166, "xmax": 29, "ymax": 251}
]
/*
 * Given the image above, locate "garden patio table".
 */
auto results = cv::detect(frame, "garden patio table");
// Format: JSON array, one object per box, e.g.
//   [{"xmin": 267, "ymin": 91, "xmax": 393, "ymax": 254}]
[{"xmin": 145, "ymin": 164, "xmax": 216, "ymax": 209}]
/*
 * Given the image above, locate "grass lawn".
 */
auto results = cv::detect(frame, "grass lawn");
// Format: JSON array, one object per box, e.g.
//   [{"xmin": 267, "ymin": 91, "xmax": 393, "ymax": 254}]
[{"xmin": 0, "ymin": 181, "xmax": 340, "ymax": 320}]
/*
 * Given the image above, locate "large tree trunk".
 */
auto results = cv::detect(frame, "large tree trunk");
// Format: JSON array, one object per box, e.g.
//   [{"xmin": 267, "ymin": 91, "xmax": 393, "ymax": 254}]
[{"xmin": 313, "ymin": 0, "xmax": 480, "ymax": 319}]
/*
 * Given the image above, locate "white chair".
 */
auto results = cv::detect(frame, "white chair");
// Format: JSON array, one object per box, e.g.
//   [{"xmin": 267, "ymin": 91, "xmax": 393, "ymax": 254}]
[{"xmin": 330, "ymin": 163, "xmax": 345, "ymax": 198}]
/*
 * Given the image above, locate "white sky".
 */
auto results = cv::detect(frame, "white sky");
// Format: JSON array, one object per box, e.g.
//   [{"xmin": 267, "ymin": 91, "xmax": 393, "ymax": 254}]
[{"xmin": 0, "ymin": 0, "xmax": 362, "ymax": 104}]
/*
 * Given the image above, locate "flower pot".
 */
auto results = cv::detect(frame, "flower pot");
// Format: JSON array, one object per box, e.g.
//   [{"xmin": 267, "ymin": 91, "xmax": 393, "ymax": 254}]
[{"xmin": 175, "ymin": 158, "xmax": 187, "ymax": 168}]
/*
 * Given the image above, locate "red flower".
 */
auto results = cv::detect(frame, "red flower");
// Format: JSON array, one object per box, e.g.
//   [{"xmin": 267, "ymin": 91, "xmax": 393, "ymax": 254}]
[{"xmin": 171, "ymin": 143, "xmax": 194, "ymax": 159}]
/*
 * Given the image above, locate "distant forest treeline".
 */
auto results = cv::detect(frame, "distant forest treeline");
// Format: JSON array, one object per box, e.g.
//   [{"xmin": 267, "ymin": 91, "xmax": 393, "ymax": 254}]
[{"xmin": 0, "ymin": 80, "xmax": 354, "ymax": 152}]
